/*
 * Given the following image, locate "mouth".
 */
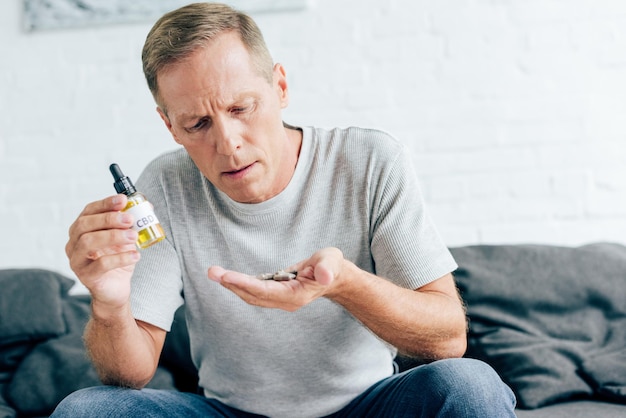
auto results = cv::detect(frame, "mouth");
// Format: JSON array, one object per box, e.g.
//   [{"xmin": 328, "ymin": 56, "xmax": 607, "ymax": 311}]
[{"xmin": 222, "ymin": 162, "xmax": 255, "ymax": 180}]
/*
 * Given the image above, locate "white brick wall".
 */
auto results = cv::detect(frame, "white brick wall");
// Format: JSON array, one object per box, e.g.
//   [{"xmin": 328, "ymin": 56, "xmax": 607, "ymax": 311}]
[{"xmin": 2, "ymin": 0, "xmax": 626, "ymax": 281}]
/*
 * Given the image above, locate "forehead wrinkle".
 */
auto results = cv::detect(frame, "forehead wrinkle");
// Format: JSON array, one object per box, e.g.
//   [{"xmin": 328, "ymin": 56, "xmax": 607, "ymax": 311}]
[{"xmin": 158, "ymin": 37, "xmax": 269, "ymax": 124}]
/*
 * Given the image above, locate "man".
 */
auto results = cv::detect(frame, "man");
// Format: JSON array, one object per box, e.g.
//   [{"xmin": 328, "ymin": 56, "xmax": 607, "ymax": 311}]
[{"xmin": 55, "ymin": 2, "xmax": 516, "ymax": 417}]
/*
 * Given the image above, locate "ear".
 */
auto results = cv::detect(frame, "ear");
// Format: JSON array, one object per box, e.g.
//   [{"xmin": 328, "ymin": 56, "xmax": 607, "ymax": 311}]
[
  {"xmin": 273, "ymin": 63, "xmax": 289, "ymax": 109},
  {"xmin": 157, "ymin": 107, "xmax": 182, "ymax": 144}
]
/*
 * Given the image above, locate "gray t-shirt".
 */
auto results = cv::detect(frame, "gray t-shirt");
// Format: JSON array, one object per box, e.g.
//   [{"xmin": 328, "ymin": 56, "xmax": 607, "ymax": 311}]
[{"xmin": 130, "ymin": 125, "xmax": 457, "ymax": 417}]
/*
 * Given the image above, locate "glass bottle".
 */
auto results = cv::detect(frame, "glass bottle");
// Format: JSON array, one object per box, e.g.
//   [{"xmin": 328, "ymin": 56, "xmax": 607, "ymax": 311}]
[{"xmin": 109, "ymin": 163, "xmax": 165, "ymax": 249}]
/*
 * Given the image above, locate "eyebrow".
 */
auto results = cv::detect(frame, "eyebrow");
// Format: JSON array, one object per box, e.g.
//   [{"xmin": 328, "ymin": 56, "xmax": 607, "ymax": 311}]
[
  {"xmin": 178, "ymin": 113, "xmax": 208, "ymax": 125},
  {"xmin": 176, "ymin": 93, "xmax": 258, "ymax": 125}
]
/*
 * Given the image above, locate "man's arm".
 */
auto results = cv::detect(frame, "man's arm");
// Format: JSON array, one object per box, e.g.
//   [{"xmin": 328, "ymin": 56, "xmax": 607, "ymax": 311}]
[
  {"xmin": 84, "ymin": 305, "xmax": 167, "ymax": 388},
  {"xmin": 66, "ymin": 195, "xmax": 167, "ymax": 387},
  {"xmin": 328, "ymin": 265, "xmax": 467, "ymax": 360},
  {"xmin": 208, "ymin": 247, "xmax": 467, "ymax": 360}
]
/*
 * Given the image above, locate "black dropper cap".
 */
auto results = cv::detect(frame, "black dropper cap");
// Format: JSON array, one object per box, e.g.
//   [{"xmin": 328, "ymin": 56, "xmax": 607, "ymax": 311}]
[{"xmin": 109, "ymin": 163, "xmax": 136, "ymax": 196}]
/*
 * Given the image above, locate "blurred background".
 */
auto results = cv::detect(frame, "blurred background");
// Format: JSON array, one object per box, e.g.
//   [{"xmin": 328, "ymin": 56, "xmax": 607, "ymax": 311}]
[{"xmin": 2, "ymin": 0, "xmax": 626, "ymax": 284}]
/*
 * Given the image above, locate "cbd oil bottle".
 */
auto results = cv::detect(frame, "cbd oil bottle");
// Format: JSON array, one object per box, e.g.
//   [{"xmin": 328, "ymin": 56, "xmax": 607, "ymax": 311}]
[{"xmin": 109, "ymin": 163, "xmax": 165, "ymax": 249}]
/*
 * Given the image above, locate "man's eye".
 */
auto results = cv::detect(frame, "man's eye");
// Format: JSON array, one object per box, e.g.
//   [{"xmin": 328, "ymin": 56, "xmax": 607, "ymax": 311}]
[
  {"xmin": 232, "ymin": 101, "xmax": 257, "ymax": 114},
  {"xmin": 187, "ymin": 118, "xmax": 209, "ymax": 132}
]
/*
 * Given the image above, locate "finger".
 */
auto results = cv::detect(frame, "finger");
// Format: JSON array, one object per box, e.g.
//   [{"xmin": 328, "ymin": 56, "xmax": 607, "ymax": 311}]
[
  {"xmin": 208, "ymin": 267, "xmax": 267, "ymax": 289},
  {"xmin": 67, "ymin": 210, "xmax": 134, "ymax": 257},
  {"xmin": 220, "ymin": 270, "xmax": 267, "ymax": 291},
  {"xmin": 288, "ymin": 260, "xmax": 332, "ymax": 285},
  {"xmin": 71, "ymin": 210, "xmax": 134, "ymax": 240},
  {"xmin": 207, "ymin": 265, "xmax": 227, "ymax": 283},
  {"xmin": 223, "ymin": 281, "xmax": 294, "ymax": 310},
  {"xmin": 84, "ymin": 231, "xmax": 138, "ymax": 261},
  {"xmin": 215, "ymin": 270, "xmax": 276, "ymax": 302},
  {"xmin": 285, "ymin": 261, "xmax": 305, "ymax": 276},
  {"xmin": 69, "ymin": 229, "xmax": 138, "ymax": 273},
  {"xmin": 78, "ymin": 250, "xmax": 140, "ymax": 287},
  {"xmin": 311, "ymin": 247, "xmax": 344, "ymax": 285},
  {"xmin": 313, "ymin": 262, "xmax": 334, "ymax": 286},
  {"xmin": 88, "ymin": 249, "xmax": 140, "ymax": 274},
  {"xmin": 78, "ymin": 195, "xmax": 128, "ymax": 217},
  {"xmin": 67, "ymin": 195, "xmax": 128, "ymax": 252}
]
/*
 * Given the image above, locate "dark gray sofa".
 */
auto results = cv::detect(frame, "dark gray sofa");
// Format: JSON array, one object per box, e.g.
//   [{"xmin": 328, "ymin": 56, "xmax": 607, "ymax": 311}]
[
  {"xmin": 450, "ymin": 243, "xmax": 626, "ymax": 417},
  {"xmin": 1, "ymin": 243, "xmax": 625, "ymax": 417}
]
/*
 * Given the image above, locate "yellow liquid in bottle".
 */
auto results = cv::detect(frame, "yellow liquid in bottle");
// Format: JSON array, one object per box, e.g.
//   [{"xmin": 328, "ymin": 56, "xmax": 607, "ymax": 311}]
[
  {"xmin": 123, "ymin": 193, "xmax": 166, "ymax": 249},
  {"xmin": 136, "ymin": 224, "xmax": 166, "ymax": 249}
]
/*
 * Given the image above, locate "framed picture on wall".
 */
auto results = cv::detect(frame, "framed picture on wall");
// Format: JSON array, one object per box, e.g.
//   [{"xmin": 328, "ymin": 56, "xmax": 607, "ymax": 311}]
[{"xmin": 23, "ymin": 0, "xmax": 309, "ymax": 31}]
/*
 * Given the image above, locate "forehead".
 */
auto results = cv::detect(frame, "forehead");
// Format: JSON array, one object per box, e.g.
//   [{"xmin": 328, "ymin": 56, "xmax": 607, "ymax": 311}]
[{"xmin": 157, "ymin": 32, "xmax": 270, "ymax": 117}]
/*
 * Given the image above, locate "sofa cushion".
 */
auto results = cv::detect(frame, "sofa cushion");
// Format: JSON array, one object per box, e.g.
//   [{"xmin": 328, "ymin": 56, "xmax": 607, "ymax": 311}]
[
  {"xmin": 451, "ymin": 243, "xmax": 626, "ymax": 409},
  {"xmin": 0, "ymin": 269, "xmax": 74, "ymax": 346},
  {"xmin": 580, "ymin": 349, "xmax": 626, "ymax": 403},
  {"xmin": 514, "ymin": 400, "xmax": 626, "ymax": 418},
  {"xmin": 3, "ymin": 281, "xmax": 178, "ymax": 416}
]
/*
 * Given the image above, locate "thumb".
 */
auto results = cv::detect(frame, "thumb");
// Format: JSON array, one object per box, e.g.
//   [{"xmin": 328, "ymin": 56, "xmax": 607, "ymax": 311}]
[{"xmin": 313, "ymin": 260, "xmax": 335, "ymax": 286}]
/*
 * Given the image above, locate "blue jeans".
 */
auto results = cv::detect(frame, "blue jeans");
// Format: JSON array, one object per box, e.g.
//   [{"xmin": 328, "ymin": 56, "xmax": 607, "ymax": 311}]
[{"xmin": 51, "ymin": 358, "xmax": 516, "ymax": 417}]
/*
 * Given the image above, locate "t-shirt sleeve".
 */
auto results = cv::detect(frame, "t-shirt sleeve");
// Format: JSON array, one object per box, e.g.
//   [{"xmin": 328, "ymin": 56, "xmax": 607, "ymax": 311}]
[
  {"xmin": 129, "ymin": 159, "xmax": 184, "ymax": 332},
  {"xmin": 130, "ymin": 236, "xmax": 183, "ymax": 331},
  {"xmin": 369, "ymin": 142, "xmax": 457, "ymax": 289}
]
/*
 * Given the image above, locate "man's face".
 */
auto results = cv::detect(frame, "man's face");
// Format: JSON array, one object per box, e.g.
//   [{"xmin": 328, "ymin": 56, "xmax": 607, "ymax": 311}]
[{"xmin": 156, "ymin": 31, "xmax": 296, "ymax": 203}]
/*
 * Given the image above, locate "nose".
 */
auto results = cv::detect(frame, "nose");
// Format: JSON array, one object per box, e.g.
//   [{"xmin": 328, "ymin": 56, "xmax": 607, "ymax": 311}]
[{"xmin": 213, "ymin": 117, "xmax": 242, "ymax": 156}]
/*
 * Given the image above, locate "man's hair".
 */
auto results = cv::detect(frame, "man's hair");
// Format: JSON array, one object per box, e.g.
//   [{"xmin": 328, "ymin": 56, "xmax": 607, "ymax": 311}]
[{"xmin": 142, "ymin": 2, "xmax": 274, "ymax": 107}]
